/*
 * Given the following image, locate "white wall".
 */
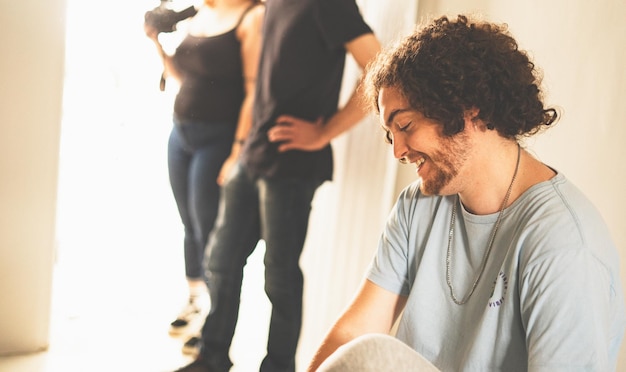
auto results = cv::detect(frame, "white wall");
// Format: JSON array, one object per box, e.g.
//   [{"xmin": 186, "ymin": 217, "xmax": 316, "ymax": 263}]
[{"xmin": 0, "ymin": 0, "xmax": 66, "ymax": 354}]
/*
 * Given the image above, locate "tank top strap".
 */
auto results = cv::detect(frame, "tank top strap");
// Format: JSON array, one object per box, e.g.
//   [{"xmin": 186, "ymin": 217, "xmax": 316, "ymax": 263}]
[{"xmin": 235, "ymin": 1, "xmax": 263, "ymax": 28}]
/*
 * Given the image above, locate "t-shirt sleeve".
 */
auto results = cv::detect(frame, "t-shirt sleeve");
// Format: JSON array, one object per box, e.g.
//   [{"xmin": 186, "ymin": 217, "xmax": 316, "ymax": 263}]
[
  {"xmin": 522, "ymin": 250, "xmax": 621, "ymax": 370},
  {"xmin": 519, "ymin": 203, "xmax": 625, "ymax": 371},
  {"xmin": 315, "ymin": 0, "xmax": 373, "ymax": 50},
  {"xmin": 366, "ymin": 186, "xmax": 415, "ymax": 296}
]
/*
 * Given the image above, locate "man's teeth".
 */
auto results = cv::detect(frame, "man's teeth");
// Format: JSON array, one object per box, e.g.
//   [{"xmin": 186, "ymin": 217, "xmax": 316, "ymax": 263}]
[{"xmin": 415, "ymin": 158, "xmax": 425, "ymax": 168}]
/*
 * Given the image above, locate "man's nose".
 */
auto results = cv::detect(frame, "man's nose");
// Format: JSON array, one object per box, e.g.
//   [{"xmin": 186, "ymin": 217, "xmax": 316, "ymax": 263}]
[{"xmin": 393, "ymin": 135, "xmax": 408, "ymax": 163}]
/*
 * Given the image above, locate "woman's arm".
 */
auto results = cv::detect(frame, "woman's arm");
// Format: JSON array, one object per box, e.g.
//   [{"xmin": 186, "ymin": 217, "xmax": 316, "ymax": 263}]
[
  {"xmin": 217, "ymin": 4, "xmax": 265, "ymax": 185},
  {"xmin": 144, "ymin": 21, "xmax": 184, "ymax": 85}
]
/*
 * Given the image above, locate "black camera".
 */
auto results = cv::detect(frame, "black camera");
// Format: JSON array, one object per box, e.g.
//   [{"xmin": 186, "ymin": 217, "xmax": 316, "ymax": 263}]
[{"xmin": 145, "ymin": 1, "xmax": 198, "ymax": 33}]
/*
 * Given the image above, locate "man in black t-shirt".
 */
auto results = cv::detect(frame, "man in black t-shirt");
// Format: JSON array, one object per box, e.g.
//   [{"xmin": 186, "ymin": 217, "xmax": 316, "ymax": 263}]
[{"xmin": 175, "ymin": 1, "xmax": 381, "ymax": 371}]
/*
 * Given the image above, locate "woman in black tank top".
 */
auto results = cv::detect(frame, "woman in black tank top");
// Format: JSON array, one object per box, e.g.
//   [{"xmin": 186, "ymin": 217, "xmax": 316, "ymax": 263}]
[{"xmin": 144, "ymin": 0, "xmax": 264, "ymax": 348}]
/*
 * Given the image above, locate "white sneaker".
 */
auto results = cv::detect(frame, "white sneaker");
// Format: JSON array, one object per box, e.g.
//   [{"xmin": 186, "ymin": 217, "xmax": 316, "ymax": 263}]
[
  {"xmin": 181, "ymin": 334, "xmax": 201, "ymax": 356},
  {"xmin": 169, "ymin": 294, "xmax": 209, "ymax": 336}
]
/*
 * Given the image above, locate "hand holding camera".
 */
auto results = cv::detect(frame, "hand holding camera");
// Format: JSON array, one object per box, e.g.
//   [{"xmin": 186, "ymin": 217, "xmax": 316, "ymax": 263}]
[{"xmin": 144, "ymin": 1, "xmax": 198, "ymax": 34}]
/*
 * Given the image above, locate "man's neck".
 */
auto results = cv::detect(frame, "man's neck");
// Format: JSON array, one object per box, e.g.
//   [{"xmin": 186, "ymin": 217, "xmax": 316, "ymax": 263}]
[{"xmin": 458, "ymin": 141, "xmax": 522, "ymax": 215}]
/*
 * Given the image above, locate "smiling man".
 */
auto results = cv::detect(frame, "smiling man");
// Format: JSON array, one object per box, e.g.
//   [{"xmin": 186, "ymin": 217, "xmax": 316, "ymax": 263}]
[{"xmin": 307, "ymin": 15, "xmax": 625, "ymax": 372}]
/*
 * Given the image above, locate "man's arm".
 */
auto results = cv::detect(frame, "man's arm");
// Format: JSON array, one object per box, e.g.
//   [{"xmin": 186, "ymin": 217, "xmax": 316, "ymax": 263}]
[
  {"xmin": 307, "ymin": 279, "xmax": 407, "ymax": 372},
  {"xmin": 267, "ymin": 33, "xmax": 381, "ymax": 152}
]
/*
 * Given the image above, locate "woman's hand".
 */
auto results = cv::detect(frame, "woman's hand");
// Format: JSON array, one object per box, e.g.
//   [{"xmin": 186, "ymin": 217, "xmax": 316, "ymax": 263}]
[
  {"xmin": 217, "ymin": 154, "xmax": 237, "ymax": 186},
  {"xmin": 144, "ymin": 23, "xmax": 159, "ymax": 42}
]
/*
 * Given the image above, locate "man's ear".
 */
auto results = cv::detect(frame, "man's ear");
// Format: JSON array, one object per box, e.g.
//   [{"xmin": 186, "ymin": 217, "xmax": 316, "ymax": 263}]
[
  {"xmin": 463, "ymin": 107, "xmax": 480, "ymax": 122},
  {"xmin": 463, "ymin": 107, "xmax": 482, "ymax": 131}
]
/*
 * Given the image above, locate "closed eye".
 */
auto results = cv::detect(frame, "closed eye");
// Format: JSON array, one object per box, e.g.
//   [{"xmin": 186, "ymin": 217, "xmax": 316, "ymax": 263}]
[{"xmin": 398, "ymin": 121, "xmax": 412, "ymax": 132}]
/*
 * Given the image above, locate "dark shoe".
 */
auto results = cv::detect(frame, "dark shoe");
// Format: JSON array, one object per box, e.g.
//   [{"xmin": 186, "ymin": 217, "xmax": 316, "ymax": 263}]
[{"xmin": 174, "ymin": 358, "xmax": 211, "ymax": 372}]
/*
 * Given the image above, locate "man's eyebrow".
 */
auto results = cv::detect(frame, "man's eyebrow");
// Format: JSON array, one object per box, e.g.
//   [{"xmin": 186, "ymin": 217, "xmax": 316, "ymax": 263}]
[{"xmin": 384, "ymin": 108, "xmax": 412, "ymax": 128}]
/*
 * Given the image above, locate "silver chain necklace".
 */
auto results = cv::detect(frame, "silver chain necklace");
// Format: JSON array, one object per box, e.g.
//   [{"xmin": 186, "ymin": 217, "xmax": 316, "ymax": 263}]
[{"xmin": 445, "ymin": 143, "xmax": 521, "ymax": 305}]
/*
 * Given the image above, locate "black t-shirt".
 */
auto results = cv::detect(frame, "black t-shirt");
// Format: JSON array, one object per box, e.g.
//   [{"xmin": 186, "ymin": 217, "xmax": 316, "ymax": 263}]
[{"xmin": 242, "ymin": 0, "xmax": 373, "ymax": 180}]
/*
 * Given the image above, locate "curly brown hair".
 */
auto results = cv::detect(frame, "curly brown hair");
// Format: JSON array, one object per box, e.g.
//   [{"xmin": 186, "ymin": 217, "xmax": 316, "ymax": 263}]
[{"xmin": 363, "ymin": 14, "xmax": 557, "ymax": 139}]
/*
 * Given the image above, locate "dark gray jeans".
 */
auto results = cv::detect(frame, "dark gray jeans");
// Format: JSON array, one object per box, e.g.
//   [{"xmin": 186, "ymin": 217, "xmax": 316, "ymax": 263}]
[{"xmin": 200, "ymin": 162, "xmax": 322, "ymax": 372}]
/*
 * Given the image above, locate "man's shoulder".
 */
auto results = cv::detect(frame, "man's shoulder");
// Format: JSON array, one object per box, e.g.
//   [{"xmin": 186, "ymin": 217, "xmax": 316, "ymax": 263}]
[{"xmin": 514, "ymin": 173, "xmax": 617, "ymax": 269}]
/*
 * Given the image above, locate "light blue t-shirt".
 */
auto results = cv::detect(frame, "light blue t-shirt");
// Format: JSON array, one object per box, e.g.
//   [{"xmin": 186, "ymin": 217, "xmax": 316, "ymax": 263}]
[{"xmin": 367, "ymin": 173, "xmax": 625, "ymax": 371}]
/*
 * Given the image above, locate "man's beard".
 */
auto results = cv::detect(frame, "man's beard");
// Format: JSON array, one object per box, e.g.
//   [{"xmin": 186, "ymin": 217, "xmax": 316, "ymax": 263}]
[{"xmin": 419, "ymin": 133, "xmax": 470, "ymax": 196}]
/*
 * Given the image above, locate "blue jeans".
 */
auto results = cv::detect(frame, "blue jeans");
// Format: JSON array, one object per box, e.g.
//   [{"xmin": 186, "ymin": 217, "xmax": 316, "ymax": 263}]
[
  {"xmin": 168, "ymin": 117, "xmax": 234, "ymax": 280},
  {"xmin": 200, "ymin": 163, "xmax": 322, "ymax": 372}
]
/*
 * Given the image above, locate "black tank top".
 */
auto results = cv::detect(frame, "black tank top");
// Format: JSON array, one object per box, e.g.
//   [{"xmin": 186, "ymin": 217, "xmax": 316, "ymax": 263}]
[{"xmin": 172, "ymin": 4, "xmax": 258, "ymax": 123}]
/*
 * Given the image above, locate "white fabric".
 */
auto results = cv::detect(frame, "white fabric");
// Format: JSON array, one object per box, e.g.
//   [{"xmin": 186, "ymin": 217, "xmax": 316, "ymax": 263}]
[
  {"xmin": 318, "ymin": 334, "xmax": 440, "ymax": 372},
  {"xmin": 367, "ymin": 172, "xmax": 626, "ymax": 371}
]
